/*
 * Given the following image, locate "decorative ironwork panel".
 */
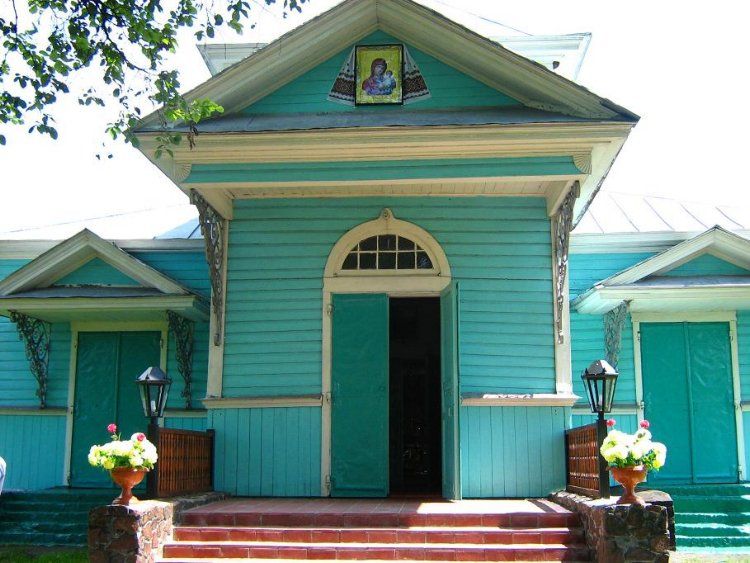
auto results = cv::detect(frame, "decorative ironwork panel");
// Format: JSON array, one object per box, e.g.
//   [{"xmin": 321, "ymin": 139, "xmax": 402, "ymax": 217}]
[
  {"xmin": 9, "ymin": 311, "xmax": 51, "ymax": 408},
  {"xmin": 552, "ymin": 181, "xmax": 580, "ymax": 344},
  {"xmin": 191, "ymin": 190, "xmax": 226, "ymax": 346},
  {"xmin": 167, "ymin": 310, "xmax": 195, "ymax": 409},
  {"xmin": 604, "ymin": 302, "xmax": 629, "ymax": 369}
]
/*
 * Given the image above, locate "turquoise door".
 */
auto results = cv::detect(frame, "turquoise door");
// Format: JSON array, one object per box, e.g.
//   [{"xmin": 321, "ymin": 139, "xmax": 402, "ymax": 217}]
[
  {"xmin": 440, "ymin": 282, "xmax": 461, "ymax": 499},
  {"xmin": 641, "ymin": 322, "xmax": 738, "ymax": 484},
  {"xmin": 70, "ymin": 331, "xmax": 162, "ymax": 487},
  {"xmin": 330, "ymin": 293, "xmax": 389, "ymax": 497}
]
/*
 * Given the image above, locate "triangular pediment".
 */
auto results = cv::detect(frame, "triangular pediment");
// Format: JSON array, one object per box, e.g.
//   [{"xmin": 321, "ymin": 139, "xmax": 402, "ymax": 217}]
[
  {"xmin": 134, "ymin": 0, "xmax": 636, "ymax": 130},
  {"xmin": 598, "ymin": 227, "xmax": 750, "ymax": 288},
  {"xmin": 0, "ymin": 229, "xmax": 190, "ymax": 296}
]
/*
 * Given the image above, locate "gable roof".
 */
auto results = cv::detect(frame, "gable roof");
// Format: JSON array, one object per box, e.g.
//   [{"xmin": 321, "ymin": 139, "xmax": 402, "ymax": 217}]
[
  {"xmin": 0, "ymin": 229, "xmax": 190, "ymax": 297},
  {"xmin": 134, "ymin": 0, "xmax": 636, "ymax": 131},
  {"xmin": 573, "ymin": 226, "xmax": 750, "ymax": 313}
]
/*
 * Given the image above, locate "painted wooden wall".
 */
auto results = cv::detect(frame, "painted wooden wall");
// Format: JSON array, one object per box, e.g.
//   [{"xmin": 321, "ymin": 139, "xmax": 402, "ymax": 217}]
[
  {"xmin": 241, "ymin": 30, "xmax": 521, "ymax": 115},
  {"xmin": 460, "ymin": 406, "xmax": 568, "ymax": 497},
  {"xmin": 209, "ymin": 407, "xmax": 321, "ymax": 496},
  {"xmin": 54, "ymin": 257, "xmax": 139, "ymax": 286},
  {"xmin": 224, "ymin": 196, "xmax": 555, "ymax": 397},
  {"xmin": 0, "ymin": 414, "xmax": 66, "ymax": 490},
  {"xmin": 164, "ymin": 416, "xmax": 208, "ymax": 432}
]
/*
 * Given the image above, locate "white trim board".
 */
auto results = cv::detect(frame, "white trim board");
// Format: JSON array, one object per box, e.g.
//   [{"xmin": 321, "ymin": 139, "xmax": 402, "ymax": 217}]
[
  {"xmin": 202, "ymin": 396, "xmax": 323, "ymax": 409},
  {"xmin": 461, "ymin": 393, "xmax": 579, "ymax": 407}
]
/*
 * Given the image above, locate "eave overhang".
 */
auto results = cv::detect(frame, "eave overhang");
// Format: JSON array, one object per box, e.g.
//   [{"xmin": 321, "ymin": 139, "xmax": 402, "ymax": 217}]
[
  {"xmin": 0, "ymin": 295, "xmax": 209, "ymax": 323},
  {"xmin": 137, "ymin": 121, "xmax": 634, "ymax": 220}
]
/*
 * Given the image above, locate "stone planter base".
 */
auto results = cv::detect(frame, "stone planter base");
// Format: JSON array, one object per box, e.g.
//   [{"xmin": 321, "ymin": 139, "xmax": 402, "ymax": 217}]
[
  {"xmin": 550, "ymin": 490, "xmax": 674, "ymax": 563},
  {"xmin": 88, "ymin": 491, "xmax": 226, "ymax": 563}
]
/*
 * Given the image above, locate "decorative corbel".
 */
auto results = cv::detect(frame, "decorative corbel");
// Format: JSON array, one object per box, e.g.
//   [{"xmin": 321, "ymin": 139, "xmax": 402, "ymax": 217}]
[
  {"xmin": 604, "ymin": 302, "xmax": 629, "ymax": 369},
  {"xmin": 191, "ymin": 189, "xmax": 227, "ymax": 346},
  {"xmin": 167, "ymin": 310, "xmax": 195, "ymax": 409},
  {"xmin": 552, "ymin": 181, "xmax": 580, "ymax": 344},
  {"xmin": 9, "ymin": 311, "xmax": 50, "ymax": 408}
]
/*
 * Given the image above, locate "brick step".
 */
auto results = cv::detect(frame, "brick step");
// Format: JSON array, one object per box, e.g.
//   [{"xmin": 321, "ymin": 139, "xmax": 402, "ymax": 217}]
[
  {"xmin": 173, "ymin": 525, "xmax": 584, "ymax": 545},
  {"xmin": 161, "ymin": 540, "xmax": 592, "ymax": 561},
  {"xmin": 182, "ymin": 511, "xmax": 580, "ymax": 529}
]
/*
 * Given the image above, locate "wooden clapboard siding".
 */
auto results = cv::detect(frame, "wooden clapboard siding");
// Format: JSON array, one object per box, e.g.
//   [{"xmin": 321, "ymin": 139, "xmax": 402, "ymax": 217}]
[
  {"xmin": 164, "ymin": 416, "xmax": 208, "ymax": 432},
  {"xmin": 661, "ymin": 254, "xmax": 750, "ymax": 277},
  {"xmin": 459, "ymin": 406, "xmax": 567, "ymax": 498},
  {"xmin": 209, "ymin": 407, "xmax": 321, "ymax": 497},
  {"xmin": 54, "ymin": 257, "xmax": 139, "ymax": 286},
  {"xmin": 571, "ymin": 414, "xmax": 638, "ymax": 433},
  {"xmin": 242, "ymin": 30, "xmax": 521, "ymax": 115},
  {"xmin": 133, "ymin": 251, "xmax": 210, "ymax": 298},
  {"xmin": 568, "ymin": 252, "xmax": 653, "ymax": 296},
  {"xmin": 133, "ymin": 251, "xmax": 211, "ymax": 409},
  {"xmin": 570, "ymin": 312, "xmax": 636, "ymax": 407},
  {"xmin": 0, "ymin": 414, "xmax": 66, "ymax": 490},
  {"xmin": 737, "ymin": 312, "xmax": 750, "ymax": 401},
  {"xmin": 744, "ymin": 412, "xmax": 750, "ymax": 476},
  {"xmin": 224, "ymin": 196, "xmax": 553, "ymax": 397}
]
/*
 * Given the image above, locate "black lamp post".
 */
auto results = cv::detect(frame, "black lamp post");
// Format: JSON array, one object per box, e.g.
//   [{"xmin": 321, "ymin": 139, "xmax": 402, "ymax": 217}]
[
  {"xmin": 581, "ymin": 359, "xmax": 619, "ymax": 422},
  {"xmin": 136, "ymin": 366, "xmax": 172, "ymax": 426},
  {"xmin": 581, "ymin": 359, "xmax": 618, "ymax": 498}
]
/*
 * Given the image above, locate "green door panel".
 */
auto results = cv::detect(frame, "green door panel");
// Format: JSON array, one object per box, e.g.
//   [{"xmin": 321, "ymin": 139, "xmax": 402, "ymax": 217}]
[
  {"xmin": 116, "ymin": 331, "xmax": 162, "ymax": 439},
  {"xmin": 70, "ymin": 331, "xmax": 161, "ymax": 488},
  {"xmin": 331, "ymin": 293, "xmax": 389, "ymax": 497},
  {"xmin": 71, "ymin": 333, "xmax": 119, "ymax": 487},
  {"xmin": 687, "ymin": 323, "xmax": 737, "ymax": 483},
  {"xmin": 440, "ymin": 282, "xmax": 461, "ymax": 499},
  {"xmin": 641, "ymin": 322, "xmax": 737, "ymax": 485}
]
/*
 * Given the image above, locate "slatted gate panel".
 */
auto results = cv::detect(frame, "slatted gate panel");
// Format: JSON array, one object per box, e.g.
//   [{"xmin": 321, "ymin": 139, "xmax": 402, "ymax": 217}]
[
  {"xmin": 565, "ymin": 422, "xmax": 608, "ymax": 498},
  {"xmin": 148, "ymin": 427, "xmax": 215, "ymax": 498}
]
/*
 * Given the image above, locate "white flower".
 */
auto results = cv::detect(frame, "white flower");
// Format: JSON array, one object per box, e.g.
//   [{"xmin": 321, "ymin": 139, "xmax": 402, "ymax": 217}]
[
  {"xmin": 652, "ymin": 442, "xmax": 667, "ymax": 469},
  {"xmin": 631, "ymin": 439, "xmax": 653, "ymax": 460}
]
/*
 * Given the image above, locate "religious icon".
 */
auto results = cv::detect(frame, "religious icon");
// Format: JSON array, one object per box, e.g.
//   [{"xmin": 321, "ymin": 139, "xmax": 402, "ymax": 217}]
[{"xmin": 355, "ymin": 45, "xmax": 403, "ymax": 105}]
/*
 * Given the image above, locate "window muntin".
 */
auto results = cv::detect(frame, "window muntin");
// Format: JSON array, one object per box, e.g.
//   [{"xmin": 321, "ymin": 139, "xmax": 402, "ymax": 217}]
[{"xmin": 341, "ymin": 234, "xmax": 434, "ymax": 271}]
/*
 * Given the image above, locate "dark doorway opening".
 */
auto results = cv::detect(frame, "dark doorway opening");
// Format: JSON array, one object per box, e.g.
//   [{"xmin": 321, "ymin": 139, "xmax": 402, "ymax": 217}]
[{"xmin": 389, "ymin": 297, "xmax": 442, "ymax": 496}]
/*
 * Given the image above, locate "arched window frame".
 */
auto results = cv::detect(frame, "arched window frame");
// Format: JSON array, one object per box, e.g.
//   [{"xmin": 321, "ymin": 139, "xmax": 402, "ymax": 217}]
[{"xmin": 324, "ymin": 208, "xmax": 451, "ymax": 279}]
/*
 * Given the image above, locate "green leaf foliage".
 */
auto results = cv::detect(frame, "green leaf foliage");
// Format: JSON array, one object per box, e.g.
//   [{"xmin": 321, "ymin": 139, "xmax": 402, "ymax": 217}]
[{"xmin": 0, "ymin": 0, "xmax": 307, "ymax": 150}]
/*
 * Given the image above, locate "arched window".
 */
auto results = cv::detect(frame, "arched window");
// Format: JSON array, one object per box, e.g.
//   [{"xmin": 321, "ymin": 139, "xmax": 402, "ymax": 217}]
[{"xmin": 341, "ymin": 234, "xmax": 433, "ymax": 271}]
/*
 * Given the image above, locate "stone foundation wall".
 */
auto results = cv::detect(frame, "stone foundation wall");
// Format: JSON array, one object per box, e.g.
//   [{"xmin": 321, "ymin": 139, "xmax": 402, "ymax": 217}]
[
  {"xmin": 88, "ymin": 492, "xmax": 225, "ymax": 563},
  {"xmin": 551, "ymin": 490, "xmax": 674, "ymax": 563}
]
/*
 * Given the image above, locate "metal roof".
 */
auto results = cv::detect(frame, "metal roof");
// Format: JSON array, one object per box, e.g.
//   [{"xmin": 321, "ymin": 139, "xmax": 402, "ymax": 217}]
[{"xmin": 574, "ymin": 192, "xmax": 750, "ymax": 235}]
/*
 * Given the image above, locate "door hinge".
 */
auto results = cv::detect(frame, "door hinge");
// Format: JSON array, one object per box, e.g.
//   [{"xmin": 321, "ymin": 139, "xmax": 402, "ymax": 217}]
[
  {"xmin": 638, "ymin": 400, "xmax": 645, "ymax": 412},
  {"xmin": 323, "ymin": 392, "xmax": 331, "ymax": 405},
  {"xmin": 325, "ymin": 474, "xmax": 332, "ymax": 493},
  {"xmin": 326, "ymin": 304, "xmax": 334, "ymax": 317},
  {"xmin": 637, "ymin": 331, "xmax": 641, "ymax": 342}
]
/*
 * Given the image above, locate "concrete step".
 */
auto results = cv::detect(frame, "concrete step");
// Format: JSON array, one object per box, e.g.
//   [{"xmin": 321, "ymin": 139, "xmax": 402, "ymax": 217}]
[
  {"xmin": 0, "ymin": 530, "xmax": 88, "ymax": 546},
  {"xmin": 676, "ymin": 512, "xmax": 750, "ymax": 526},
  {"xmin": 676, "ymin": 535, "xmax": 750, "ymax": 548},
  {"xmin": 675, "ymin": 522, "xmax": 750, "ymax": 538},
  {"xmin": 672, "ymin": 496, "xmax": 750, "ymax": 513}
]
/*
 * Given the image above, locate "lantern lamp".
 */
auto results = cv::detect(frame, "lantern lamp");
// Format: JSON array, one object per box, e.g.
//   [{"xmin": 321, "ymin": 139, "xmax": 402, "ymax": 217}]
[
  {"xmin": 136, "ymin": 366, "xmax": 171, "ymax": 425},
  {"xmin": 581, "ymin": 359, "xmax": 618, "ymax": 421}
]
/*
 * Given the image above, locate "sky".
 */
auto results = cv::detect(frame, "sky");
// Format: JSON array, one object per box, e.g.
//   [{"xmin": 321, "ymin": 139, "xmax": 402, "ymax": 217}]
[{"xmin": 1, "ymin": 0, "xmax": 749, "ymax": 238}]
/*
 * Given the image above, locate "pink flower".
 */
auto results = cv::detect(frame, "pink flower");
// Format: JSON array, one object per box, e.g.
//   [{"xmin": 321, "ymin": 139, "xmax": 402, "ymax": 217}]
[
  {"xmin": 606, "ymin": 419, "xmax": 616, "ymax": 428},
  {"xmin": 136, "ymin": 433, "xmax": 146, "ymax": 442},
  {"xmin": 640, "ymin": 420, "xmax": 650, "ymax": 429},
  {"xmin": 107, "ymin": 423, "xmax": 117, "ymax": 434}
]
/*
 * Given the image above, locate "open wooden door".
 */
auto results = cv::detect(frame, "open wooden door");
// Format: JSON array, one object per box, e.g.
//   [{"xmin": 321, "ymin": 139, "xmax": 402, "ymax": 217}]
[{"xmin": 440, "ymin": 281, "xmax": 461, "ymax": 499}]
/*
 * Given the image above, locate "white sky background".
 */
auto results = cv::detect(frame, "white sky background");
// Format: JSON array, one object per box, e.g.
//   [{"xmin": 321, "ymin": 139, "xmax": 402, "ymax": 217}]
[{"xmin": 1, "ymin": 0, "xmax": 748, "ymax": 238}]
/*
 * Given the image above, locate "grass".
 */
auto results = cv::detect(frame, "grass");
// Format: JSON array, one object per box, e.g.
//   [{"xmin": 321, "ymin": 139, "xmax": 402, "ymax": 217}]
[{"xmin": 0, "ymin": 546, "xmax": 88, "ymax": 562}]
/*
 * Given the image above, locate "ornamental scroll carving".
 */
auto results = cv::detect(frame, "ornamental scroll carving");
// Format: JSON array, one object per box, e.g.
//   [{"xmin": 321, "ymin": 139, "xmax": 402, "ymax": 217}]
[
  {"xmin": 191, "ymin": 190, "xmax": 226, "ymax": 346},
  {"xmin": 552, "ymin": 181, "xmax": 580, "ymax": 344},
  {"xmin": 604, "ymin": 302, "xmax": 629, "ymax": 369},
  {"xmin": 167, "ymin": 310, "xmax": 195, "ymax": 409},
  {"xmin": 9, "ymin": 311, "xmax": 50, "ymax": 408}
]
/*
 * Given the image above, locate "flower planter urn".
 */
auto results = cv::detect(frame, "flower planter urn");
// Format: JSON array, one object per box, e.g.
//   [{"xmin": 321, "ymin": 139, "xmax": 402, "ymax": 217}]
[
  {"xmin": 110, "ymin": 468, "xmax": 148, "ymax": 506},
  {"xmin": 610, "ymin": 465, "xmax": 648, "ymax": 506}
]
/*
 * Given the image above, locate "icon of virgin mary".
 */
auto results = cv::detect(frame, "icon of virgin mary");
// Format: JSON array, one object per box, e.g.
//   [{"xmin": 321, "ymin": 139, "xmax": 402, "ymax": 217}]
[{"xmin": 361, "ymin": 58, "xmax": 397, "ymax": 96}]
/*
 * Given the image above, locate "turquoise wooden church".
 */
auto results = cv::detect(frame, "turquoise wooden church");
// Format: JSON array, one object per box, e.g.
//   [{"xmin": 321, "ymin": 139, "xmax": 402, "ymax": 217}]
[{"xmin": 0, "ymin": 0, "xmax": 646, "ymax": 499}]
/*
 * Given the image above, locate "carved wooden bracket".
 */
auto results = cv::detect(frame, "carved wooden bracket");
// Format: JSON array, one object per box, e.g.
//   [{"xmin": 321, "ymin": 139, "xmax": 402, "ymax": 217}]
[
  {"xmin": 191, "ymin": 190, "xmax": 227, "ymax": 346},
  {"xmin": 604, "ymin": 302, "xmax": 629, "ymax": 369},
  {"xmin": 552, "ymin": 181, "xmax": 580, "ymax": 344}
]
